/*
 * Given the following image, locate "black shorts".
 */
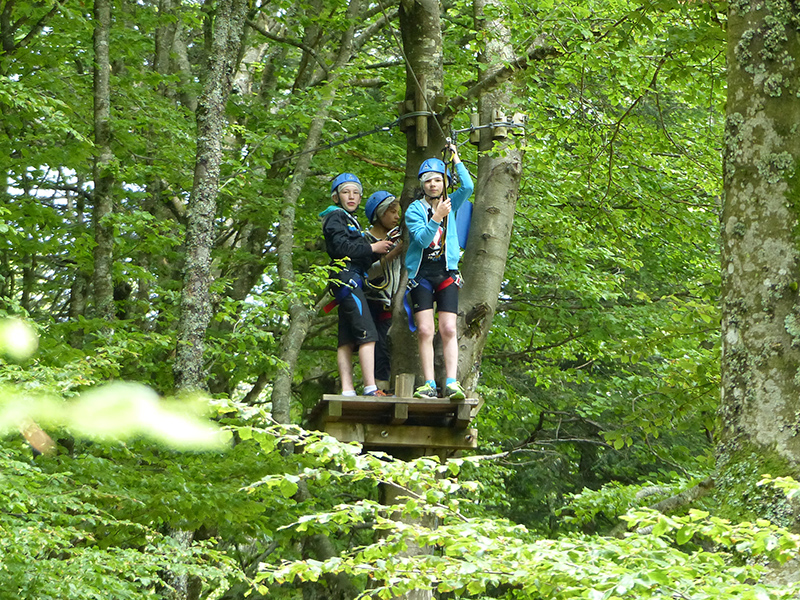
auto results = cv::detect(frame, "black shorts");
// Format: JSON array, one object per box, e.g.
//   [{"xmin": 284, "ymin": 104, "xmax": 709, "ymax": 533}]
[
  {"xmin": 409, "ymin": 262, "xmax": 460, "ymax": 314},
  {"xmin": 332, "ymin": 273, "xmax": 379, "ymax": 348}
]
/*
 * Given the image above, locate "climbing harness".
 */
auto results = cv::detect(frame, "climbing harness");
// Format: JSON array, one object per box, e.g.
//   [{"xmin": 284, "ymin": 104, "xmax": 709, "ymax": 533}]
[
  {"xmin": 402, "ymin": 274, "xmax": 460, "ymax": 332},
  {"xmin": 323, "ymin": 272, "xmax": 365, "ymax": 314}
]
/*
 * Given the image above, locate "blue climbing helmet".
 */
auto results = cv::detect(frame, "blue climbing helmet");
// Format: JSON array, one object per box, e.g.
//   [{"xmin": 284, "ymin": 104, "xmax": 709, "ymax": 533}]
[
  {"xmin": 330, "ymin": 173, "xmax": 362, "ymax": 197},
  {"xmin": 418, "ymin": 158, "xmax": 447, "ymax": 179},
  {"xmin": 365, "ymin": 191, "xmax": 396, "ymax": 224}
]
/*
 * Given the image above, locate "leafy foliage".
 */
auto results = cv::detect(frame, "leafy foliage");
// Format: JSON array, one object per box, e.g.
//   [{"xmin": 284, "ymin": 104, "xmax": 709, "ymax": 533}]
[{"xmin": 3, "ymin": 0, "xmax": 791, "ymax": 599}]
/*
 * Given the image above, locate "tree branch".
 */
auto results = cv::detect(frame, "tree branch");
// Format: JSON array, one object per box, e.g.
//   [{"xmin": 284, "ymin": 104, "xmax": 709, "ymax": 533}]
[
  {"xmin": 353, "ymin": 7, "xmax": 398, "ymax": 52},
  {"xmin": 610, "ymin": 477, "xmax": 715, "ymax": 537},
  {"xmin": 441, "ymin": 38, "xmax": 559, "ymax": 121},
  {"xmin": 246, "ymin": 19, "xmax": 329, "ymax": 78}
]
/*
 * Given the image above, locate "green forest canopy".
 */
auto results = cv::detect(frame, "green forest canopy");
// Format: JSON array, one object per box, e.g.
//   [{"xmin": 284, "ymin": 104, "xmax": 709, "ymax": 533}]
[{"xmin": 5, "ymin": 0, "xmax": 797, "ymax": 599}]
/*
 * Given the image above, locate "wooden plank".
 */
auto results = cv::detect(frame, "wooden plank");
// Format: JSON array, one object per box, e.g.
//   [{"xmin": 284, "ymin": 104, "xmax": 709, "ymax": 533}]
[
  {"xmin": 415, "ymin": 75, "xmax": 428, "ymax": 147},
  {"xmin": 324, "ymin": 400, "xmax": 342, "ymax": 422},
  {"xmin": 321, "ymin": 422, "xmax": 478, "ymax": 450},
  {"xmin": 320, "ymin": 394, "xmax": 458, "ymax": 405},
  {"xmin": 306, "ymin": 396, "xmax": 480, "ymax": 430},
  {"xmin": 392, "ymin": 403, "xmax": 409, "ymax": 425},
  {"xmin": 320, "ymin": 394, "xmax": 479, "ymax": 409},
  {"xmin": 455, "ymin": 403, "xmax": 472, "ymax": 429}
]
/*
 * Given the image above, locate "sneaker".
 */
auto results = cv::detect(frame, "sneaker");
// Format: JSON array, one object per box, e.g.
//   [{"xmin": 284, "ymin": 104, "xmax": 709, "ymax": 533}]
[
  {"xmin": 364, "ymin": 389, "xmax": 390, "ymax": 397},
  {"xmin": 445, "ymin": 381, "xmax": 466, "ymax": 400},
  {"xmin": 413, "ymin": 382, "xmax": 438, "ymax": 399}
]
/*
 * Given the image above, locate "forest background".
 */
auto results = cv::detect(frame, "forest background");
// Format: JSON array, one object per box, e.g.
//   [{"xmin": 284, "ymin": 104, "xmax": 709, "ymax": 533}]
[{"xmin": 4, "ymin": 0, "xmax": 800, "ymax": 599}]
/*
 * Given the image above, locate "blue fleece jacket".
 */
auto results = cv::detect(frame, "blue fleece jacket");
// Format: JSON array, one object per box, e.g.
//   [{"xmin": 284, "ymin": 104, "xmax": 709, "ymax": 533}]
[{"xmin": 404, "ymin": 161, "xmax": 474, "ymax": 279}]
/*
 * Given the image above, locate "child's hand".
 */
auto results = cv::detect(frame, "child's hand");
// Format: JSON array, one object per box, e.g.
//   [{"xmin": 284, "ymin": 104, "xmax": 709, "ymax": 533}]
[
  {"xmin": 371, "ymin": 239, "xmax": 394, "ymax": 254},
  {"xmin": 447, "ymin": 143, "xmax": 460, "ymax": 163},
  {"xmin": 433, "ymin": 198, "xmax": 451, "ymax": 222}
]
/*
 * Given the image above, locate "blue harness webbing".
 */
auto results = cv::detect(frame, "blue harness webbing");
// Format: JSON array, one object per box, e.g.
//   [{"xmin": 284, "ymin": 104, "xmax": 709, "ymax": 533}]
[{"xmin": 324, "ymin": 273, "xmax": 364, "ymax": 314}]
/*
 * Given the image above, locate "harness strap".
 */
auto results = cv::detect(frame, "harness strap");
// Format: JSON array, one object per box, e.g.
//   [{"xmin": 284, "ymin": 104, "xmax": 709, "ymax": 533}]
[
  {"xmin": 437, "ymin": 276, "xmax": 455, "ymax": 291},
  {"xmin": 323, "ymin": 273, "xmax": 364, "ymax": 314}
]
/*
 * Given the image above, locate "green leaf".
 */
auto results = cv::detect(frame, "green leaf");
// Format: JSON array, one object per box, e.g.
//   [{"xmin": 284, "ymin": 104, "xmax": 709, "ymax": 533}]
[{"xmin": 676, "ymin": 526, "xmax": 694, "ymax": 545}]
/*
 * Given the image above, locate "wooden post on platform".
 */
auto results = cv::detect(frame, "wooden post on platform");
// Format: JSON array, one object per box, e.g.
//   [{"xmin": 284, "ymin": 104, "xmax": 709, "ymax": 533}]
[{"xmin": 395, "ymin": 373, "xmax": 416, "ymax": 398}]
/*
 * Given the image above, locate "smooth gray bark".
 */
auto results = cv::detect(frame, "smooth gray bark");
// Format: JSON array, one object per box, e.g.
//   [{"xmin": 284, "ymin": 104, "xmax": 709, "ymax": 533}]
[
  {"xmin": 457, "ymin": 0, "xmax": 524, "ymax": 393},
  {"xmin": 720, "ymin": 2, "xmax": 800, "ymax": 469},
  {"xmin": 92, "ymin": 0, "xmax": 115, "ymax": 323}
]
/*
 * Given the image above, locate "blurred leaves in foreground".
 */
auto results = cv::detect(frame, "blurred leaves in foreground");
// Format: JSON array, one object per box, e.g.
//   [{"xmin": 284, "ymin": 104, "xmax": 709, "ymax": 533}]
[{"xmin": 0, "ymin": 318, "xmax": 224, "ymax": 450}]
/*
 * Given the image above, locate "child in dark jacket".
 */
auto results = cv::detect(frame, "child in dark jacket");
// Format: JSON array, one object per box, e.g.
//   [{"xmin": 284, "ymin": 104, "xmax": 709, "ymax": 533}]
[{"xmin": 320, "ymin": 173, "xmax": 393, "ymax": 396}]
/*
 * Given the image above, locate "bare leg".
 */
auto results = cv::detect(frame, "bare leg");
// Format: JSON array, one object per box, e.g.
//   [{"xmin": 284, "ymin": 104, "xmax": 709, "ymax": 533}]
[
  {"xmin": 358, "ymin": 341, "xmax": 377, "ymax": 388},
  {"xmin": 337, "ymin": 344, "xmax": 355, "ymax": 393},
  {"xmin": 414, "ymin": 309, "xmax": 436, "ymax": 383},
  {"xmin": 439, "ymin": 311, "xmax": 459, "ymax": 381}
]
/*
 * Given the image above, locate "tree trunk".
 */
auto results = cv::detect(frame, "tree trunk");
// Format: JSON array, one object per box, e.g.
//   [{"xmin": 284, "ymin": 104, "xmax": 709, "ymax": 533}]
[
  {"xmin": 172, "ymin": 18, "xmax": 198, "ymax": 113},
  {"xmin": 137, "ymin": 0, "xmax": 179, "ymax": 328},
  {"xmin": 719, "ymin": 1, "xmax": 800, "ymax": 504},
  {"xmin": 68, "ymin": 182, "xmax": 89, "ymax": 348},
  {"xmin": 456, "ymin": 0, "xmax": 523, "ymax": 393},
  {"xmin": 92, "ymin": 0, "xmax": 115, "ymax": 323},
  {"xmin": 20, "ymin": 254, "xmax": 35, "ymax": 312},
  {"xmin": 154, "ymin": 0, "xmax": 178, "ymax": 87},
  {"xmin": 173, "ymin": 0, "xmax": 249, "ymax": 391}
]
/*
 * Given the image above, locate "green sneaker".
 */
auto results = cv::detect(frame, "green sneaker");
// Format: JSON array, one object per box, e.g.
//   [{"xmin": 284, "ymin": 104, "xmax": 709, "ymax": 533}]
[
  {"xmin": 445, "ymin": 381, "xmax": 466, "ymax": 400},
  {"xmin": 413, "ymin": 382, "xmax": 438, "ymax": 399}
]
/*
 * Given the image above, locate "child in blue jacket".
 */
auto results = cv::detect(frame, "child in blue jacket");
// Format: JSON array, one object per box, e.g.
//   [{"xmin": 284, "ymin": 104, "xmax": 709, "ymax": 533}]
[{"xmin": 404, "ymin": 144, "xmax": 474, "ymax": 399}]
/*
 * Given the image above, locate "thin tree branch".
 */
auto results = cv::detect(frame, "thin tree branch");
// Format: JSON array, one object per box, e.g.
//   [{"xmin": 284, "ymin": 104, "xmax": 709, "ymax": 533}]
[
  {"xmin": 610, "ymin": 477, "xmax": 715, "ymax": 537},
  {"xmin": 442, "ymin": 39, "xmax": 559, "ymax": 121},
  {"xmin": 246, "ymin": 19, "xmax": 329, "ymax": 78}
]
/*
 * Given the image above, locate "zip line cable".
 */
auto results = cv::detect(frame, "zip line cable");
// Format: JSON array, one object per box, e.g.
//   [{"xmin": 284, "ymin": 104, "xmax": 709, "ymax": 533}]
[
  {"xmin": 220, "ymin": 113, "xmax": 525, "ymax": 190},
  {"xmin": 220, "ymin": 110, "xmax": 425, "ymax": 189},
  {"xmin": 269, "ymin": 111, "xmax": 434, "ymax": 166},
  {"xmin": 221, "ymin": 8, "xmax": 527, "ymax": 188}
]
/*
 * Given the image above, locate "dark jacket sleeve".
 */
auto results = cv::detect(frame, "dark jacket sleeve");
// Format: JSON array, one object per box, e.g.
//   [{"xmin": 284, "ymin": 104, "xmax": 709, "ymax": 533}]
[{"xmin": 322, "ymin": 210, "xmax": 375, "ymax": 264}]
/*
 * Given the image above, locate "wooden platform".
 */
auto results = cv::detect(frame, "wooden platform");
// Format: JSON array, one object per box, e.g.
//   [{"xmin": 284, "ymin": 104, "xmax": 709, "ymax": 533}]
[{"xmin": 305, "ymin": 394, "xmax": 480, "ymax": 450}]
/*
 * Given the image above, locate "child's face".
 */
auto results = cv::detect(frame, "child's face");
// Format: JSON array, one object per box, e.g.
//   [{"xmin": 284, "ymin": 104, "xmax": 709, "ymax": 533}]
[
  {"xmin": 337, "ymin": 184, "xmax": 362, "ymax": 213},
  {"xmin": 379, "ymin": 202, "xmax": 401, "ymax": 229},
  {"xmin": 422, "ymin": 175, "xmax": 444, "ymax": 199}
]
